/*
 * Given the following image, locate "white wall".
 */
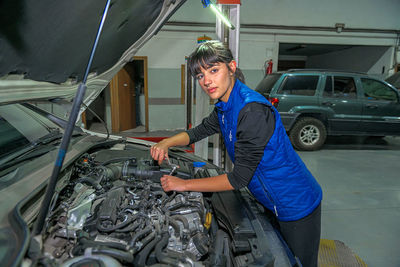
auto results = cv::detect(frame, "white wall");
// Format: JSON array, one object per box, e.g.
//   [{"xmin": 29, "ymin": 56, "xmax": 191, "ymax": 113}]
[
  {"xmin": 172, "ymin": 0, "xmax": 400, "ymax": 30},
  {"xmin": 137, "ymin": 31, "xmax": 210, "ymax": 131}
]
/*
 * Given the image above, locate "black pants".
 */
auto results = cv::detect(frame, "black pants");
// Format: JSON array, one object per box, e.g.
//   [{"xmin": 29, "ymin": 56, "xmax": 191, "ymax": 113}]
[{"xmin": 278, "ymin": 203, "xmax": 321, "ymax": 267}]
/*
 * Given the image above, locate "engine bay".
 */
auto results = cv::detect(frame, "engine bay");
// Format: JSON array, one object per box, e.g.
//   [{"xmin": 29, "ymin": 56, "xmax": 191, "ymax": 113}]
[{"xmin": 33, "ymin": 141, "xmax": 282, "ymax": 267}]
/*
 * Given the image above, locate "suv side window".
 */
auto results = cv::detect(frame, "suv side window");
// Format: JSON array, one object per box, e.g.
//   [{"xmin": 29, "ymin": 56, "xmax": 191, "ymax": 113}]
[
  {"xmin": 361, "ymin": 78, "xmax": 398, "ymax": 102},
  {"xmin": 278, "ymin": 75, "xmax": 319, "ymax": 96},
  {"xmin": 324, "ymin": 76, "xmax": 357, "ymax": 98}
]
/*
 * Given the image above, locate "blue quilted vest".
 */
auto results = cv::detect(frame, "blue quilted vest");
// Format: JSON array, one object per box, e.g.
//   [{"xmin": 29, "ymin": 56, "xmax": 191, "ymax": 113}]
[{"xmin": 215, "ymin": 80, "xmax": 322, "ymax": 221}]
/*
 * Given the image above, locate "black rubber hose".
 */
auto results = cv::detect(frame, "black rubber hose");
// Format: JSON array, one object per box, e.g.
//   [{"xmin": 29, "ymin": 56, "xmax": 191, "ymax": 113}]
[
  {"xmin": 133, "ymin": 234, "xmax": 162, "ymax": 267},
  {"xmin": 168, "ymin": 217, "xmax": 180, "ymax": 237},
  {"xmin": 165, "ymin": 202, "xmax": 184, "ymax": 211},
  {"xmin": 97, "ymin": 214, "xmax": 134, "ymax": 233},
  {"xmin": 129, "ymin": 225, "xmax": 153, "ymax": 248},
  {"xmin": 136, "ymin": 231, "xmax": 156, "ymax": 252},
  {"xmin": 152, "ymin": 190, "xmax": 167, "ymax": 202},
  {"xmin": 71, "ymin": 244, "xmax": 84, "ymax": 256},
  {"xmin": 91, "ymin": 247, "xmax": 134, "ymax": 263},
  {"xmin": 121, "ymin": 203, "xmax": 140, "ymax": 210},
  {"xmin": 134, "ymin": 168, "xmax": 157, "ymax": 180},
  {"xmin": 100, "ymin": 157, "xmax": 137, "ymax": 166},
  {"xmin": 116, "ymin": 219, "xmax": 142, "ymax": 233},
  {"xmin": 171, "ymin": 215, "xmax": 189, "ymax": 230},
  {"xmin": 102, "ymin": 165, "xmax": 122, "ymax": 180},
  {"xmin": 78, "ymin": 237, "xmax": 127, "ymax": 251},
  {"xmin": 76, "ymin": 177, "xmax": 102, "ymax": 191},
  {"xmin": 155, "ymin": 233, "xmax": 169, "ymax": 262}
]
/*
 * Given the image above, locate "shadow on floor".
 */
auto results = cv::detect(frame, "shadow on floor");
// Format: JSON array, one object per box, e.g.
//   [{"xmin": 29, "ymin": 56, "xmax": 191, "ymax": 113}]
[{"xmin": 322, "ymin": 136, "xmax": 400, "ymax": 151}]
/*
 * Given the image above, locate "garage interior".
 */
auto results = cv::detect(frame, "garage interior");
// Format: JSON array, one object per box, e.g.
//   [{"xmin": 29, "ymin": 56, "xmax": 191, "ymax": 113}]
[
  {"xmin": 12, "ymin": 0, "xmax": 399, "ymax": 266},
  {"xmin": 79, "ymin": 1, "xmax": 400, "ymax": 266}
]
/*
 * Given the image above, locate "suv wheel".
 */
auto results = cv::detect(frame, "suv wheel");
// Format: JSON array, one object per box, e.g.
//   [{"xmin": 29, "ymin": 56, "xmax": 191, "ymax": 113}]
[{"xmin": 289, "ymin": 117, "xmax": 327, "ymax": 151}]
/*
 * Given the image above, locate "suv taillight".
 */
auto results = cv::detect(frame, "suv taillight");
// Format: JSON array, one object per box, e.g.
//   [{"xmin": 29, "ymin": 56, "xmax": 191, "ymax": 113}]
[{"xmin": 268, "ymin": 97, "xmax": 279, "ymax": 108}]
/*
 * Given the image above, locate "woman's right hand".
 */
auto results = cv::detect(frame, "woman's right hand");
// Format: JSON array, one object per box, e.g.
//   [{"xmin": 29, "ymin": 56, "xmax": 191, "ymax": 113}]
[{"xmin": 150, "ymin": 139, "xmax": 170, "ymax": 165}]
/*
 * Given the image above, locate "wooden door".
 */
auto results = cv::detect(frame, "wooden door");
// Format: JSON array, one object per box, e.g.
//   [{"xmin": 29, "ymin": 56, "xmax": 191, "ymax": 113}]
[{"xmin": 110, "ymin": 66, "xmax": 136, "ymax": 132}]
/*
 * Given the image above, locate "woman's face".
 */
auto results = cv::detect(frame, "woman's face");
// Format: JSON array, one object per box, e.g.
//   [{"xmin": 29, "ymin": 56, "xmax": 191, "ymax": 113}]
[{"xmin": 196, "ymin": 60, "xmax": 236, "ymax": 102}]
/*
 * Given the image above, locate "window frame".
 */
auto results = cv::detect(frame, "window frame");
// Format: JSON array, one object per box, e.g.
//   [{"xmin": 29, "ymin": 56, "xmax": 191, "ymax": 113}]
[
  {"xmin": 323, "ymin": 75, "xmax": 358, "ymax": 99},
  {"xmin": 277, "ymin": 74, "xmax": 320, "ymax": 96}
]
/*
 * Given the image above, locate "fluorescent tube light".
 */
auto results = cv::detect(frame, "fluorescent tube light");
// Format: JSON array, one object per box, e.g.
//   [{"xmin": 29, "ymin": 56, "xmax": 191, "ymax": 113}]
[{"xmin": 209, "ymin": 3, "xmax": 235, "ymax": 30}]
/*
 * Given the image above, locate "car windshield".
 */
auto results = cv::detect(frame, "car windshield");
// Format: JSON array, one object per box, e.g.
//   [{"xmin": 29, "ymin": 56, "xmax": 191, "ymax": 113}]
[
  {"xmin": 255, "ymin": 73, "xmax": 282, "ymax": 95},
  {"xmin": 0, "ymin": 104, "xmax": 62, "ymax": 161}
]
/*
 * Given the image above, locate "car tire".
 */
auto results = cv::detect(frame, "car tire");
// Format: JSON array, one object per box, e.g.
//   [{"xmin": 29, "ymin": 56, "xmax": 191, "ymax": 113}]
[{"xmin": 289, "ymin": 117, "xmax": 327, "ymax": 151}]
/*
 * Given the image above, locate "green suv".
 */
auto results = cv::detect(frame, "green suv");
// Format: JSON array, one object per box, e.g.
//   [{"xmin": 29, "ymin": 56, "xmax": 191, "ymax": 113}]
[{"xmin": 255, "ymin": 69, "xmax": 400, "ymax": 151}]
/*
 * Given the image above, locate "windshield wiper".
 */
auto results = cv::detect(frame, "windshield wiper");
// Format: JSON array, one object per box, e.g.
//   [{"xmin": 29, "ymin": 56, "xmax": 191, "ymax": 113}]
[
  {"xmin": 0, "ymin": 129, "xmax": 63, "ymax": 169},
  {"xmin": 32, "ymin": 129, "xmax": 63, "ymax": 146}
]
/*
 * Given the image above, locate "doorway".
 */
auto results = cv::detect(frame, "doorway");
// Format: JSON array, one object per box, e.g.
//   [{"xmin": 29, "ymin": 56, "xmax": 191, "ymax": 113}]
[
  {"xmin": 83, "ymin": 57, "xmax": 149, "ymax": 135},
  {"xmin": 278, "ymin": 43, "xmax": 391, "ymax": 73},
  {"xmin": 109, "ymin": 56, "xmax": 149, "ymax": 133}
]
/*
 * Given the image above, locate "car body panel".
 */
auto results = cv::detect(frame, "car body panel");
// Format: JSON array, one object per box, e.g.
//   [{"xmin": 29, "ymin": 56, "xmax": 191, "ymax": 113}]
[
  {"xmin": 279, "ymin": 112, "xmax": 301, "ymax": 131},
  {"xmin": 361, "ymin": 98, "xmax": 400, "ymax": 134},
  {"xmin": 319, "ymin": 95, "xmax": 364, "ymax": 133},
  {"xmin": 318, "ymin": 75, "xmax": 364, "ymax": 133}
]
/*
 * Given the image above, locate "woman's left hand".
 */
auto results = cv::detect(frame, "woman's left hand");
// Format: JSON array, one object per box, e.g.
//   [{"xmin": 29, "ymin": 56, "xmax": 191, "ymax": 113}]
[{"xmin": 160, "ymin": 175, "xmax": 187, "ymax": 192}]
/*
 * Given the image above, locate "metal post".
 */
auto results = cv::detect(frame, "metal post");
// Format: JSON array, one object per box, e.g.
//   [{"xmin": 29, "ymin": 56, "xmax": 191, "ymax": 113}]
[
  {"xmin": 194, "ymin": 81, "xmax": 209, "ymax": 160},
  {"xmin": 185, "ymin": 59, "xmax": 192, "ymax": 130},
  {"xmin": 229, "ymin": 5, "xmax": 240, "ymax": 63},
  {"xmin": 33, "ymin": 0, "xmax": 111, "ymax": 236},
  {"xmin": 214, "ymin": 3, "xmax": 240, "ymax": 171},
  {"xmin": 212, "ymin": 134, "xmax": 221, "ymax": 166}
]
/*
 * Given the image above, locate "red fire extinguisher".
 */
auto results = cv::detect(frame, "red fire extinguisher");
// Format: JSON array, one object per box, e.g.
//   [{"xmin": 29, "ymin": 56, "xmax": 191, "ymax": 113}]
[{"xmin": 265, "ymin": 59, "xmax": 273, "ymax": 75}]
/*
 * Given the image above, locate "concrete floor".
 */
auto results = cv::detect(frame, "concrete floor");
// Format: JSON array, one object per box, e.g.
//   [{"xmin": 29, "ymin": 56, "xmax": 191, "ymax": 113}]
[
  {"xmin": 92, "ymin": 123, "xmax": 400, "ymax": 266},
  {"xmin": 299, "ymin": 136, "xmax": 400, "ymax": 267}
]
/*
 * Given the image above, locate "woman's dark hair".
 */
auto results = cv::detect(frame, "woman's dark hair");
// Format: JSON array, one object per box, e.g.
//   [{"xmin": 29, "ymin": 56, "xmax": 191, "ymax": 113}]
[{"xmin": 187, "ymin": 40, "xmax": 245, "ymax": 83}]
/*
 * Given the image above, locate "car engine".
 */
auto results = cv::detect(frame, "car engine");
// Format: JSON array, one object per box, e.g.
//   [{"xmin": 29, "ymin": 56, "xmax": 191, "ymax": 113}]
[{"xmin": 35, "ymin": 142, "xmax": 285, "ymax": 267}]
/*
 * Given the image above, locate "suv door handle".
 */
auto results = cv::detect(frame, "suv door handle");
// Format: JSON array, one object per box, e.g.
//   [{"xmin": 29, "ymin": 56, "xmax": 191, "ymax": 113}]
[
  {"xmin": 322, "ymin": 101, "xmax": 335, "ymax": 107},
  {"xmin": 366, "ymin": 104, "xmax": 378, "ymax": 109}
]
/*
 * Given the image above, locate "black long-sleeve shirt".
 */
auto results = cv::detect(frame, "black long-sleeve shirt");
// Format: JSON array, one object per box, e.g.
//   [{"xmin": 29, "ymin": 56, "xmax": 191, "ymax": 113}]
[{"xmin": 186, "ymin": 102, "xmax": 275, "ymax": 189}]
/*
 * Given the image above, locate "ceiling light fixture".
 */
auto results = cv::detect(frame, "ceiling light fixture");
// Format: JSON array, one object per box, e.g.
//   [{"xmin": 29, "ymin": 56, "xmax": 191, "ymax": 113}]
[
  {"xmin": 209, "ymin": 3, "xmax": 235, "ymax": 30},
  {"xmin": 202, "ymin": 0, "xmax": 235, "ymax": 30}
]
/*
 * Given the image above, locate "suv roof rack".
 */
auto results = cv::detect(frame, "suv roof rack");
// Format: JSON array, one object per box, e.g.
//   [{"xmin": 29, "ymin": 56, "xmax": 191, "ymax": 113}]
[{"xmin": 286, "ymin": 69, "xmax": 367, "ymax": 75}]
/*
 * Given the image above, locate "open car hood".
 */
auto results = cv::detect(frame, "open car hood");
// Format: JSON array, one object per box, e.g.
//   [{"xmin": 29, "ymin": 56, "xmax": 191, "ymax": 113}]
[{"xmin": 0, "ymin": 0, "xmax": 185, "ymax": 106}]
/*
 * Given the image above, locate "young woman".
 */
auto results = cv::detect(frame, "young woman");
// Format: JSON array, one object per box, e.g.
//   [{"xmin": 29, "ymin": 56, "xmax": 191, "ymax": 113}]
[{"xmin": 150, "ymin": 40, "xmax": 322, "ymax": 267}]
